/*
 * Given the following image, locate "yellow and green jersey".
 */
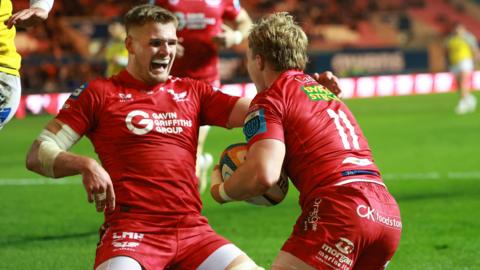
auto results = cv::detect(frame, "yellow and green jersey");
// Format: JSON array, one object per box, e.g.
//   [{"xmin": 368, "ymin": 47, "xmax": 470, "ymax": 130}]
[
  {"xmin": 0, "ymin": 0, "xmax": 21, "ymax": 76},
  {"xmin": 447, "ymin": 32, "xmax": 477, "ymax": 65}
]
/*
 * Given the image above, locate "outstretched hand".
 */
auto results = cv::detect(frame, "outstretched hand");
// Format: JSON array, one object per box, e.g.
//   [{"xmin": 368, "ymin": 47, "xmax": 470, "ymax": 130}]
[
  {"xmin": 6, "ymin": 7, "xmax": 49, "ymax": 29},
  {"xmin": 313, "ymin": 71, "xmax": 342, "ymax": 97}
]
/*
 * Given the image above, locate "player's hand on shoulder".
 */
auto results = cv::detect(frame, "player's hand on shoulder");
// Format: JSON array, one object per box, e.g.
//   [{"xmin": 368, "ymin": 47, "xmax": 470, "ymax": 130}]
[
  {"xmin": 6, "ymin": 7, "xmax": 49, "ymax": 29},
  {"xmin": 80, "ymin": 158, "xmax": 115, "ymax": 213},
  {"xmin": 313, "ymin": 71, "xmax": 342, "ymax": 98}
]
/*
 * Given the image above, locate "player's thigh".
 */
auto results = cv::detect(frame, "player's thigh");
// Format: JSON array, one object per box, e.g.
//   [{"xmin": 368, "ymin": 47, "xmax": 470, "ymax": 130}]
[
  {"xmin": 0, "ymin": 72, "xmax": 21, "ymax": 128},
  {"xmin": 352, "ymin": 245, "xmax": 394, "ymax": 270},
  {"xmin": 226, "ymin": 253, "xmax": 264, "ymax": 270},
  {"xmin": 95, "ymin": 256, "xmax": 143, "ymax": 270},
  {"xmin": 197, "ymin": 243, "xmax": 263, "ymax": 270},
  {"xmin": 354, "ymin": 230, "xmax": 401, "ymax": 270},
  {"xmin": 271, "ymin": 251, "xmax": 316, "ymax": 270}
]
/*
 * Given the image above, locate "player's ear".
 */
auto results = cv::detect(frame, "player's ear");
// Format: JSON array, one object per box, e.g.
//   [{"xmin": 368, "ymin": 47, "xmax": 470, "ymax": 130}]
[
  {"xmin": 255, "ymin": 54, "xmax": 264, "ymax": 71},
  {"xmin": 125, "ymin": 35, "xmax": 134, "ymax": 54}
]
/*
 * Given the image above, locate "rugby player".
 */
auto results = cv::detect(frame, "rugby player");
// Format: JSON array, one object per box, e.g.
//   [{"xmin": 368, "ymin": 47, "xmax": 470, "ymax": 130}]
[
  {"xmin": 155, "ymin": 0, "xmax": 253, "ymax": 193},
  {"xmin": 0, "ymin": 0, "xmax": 54, "ymax": 129},
  {"xmin": 211, "ymin": 12, "xmax": 402, "ymax": 270}
]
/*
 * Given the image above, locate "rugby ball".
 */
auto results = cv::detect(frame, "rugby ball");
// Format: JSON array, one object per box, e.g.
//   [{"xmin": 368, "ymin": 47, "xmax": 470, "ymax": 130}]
[{"xmin": 219, "ymin": 143, "xmax": 289, "ymax": 206}]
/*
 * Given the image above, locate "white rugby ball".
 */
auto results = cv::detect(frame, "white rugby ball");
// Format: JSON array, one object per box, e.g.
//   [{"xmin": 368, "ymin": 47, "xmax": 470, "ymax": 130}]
[{"xmin": 219, "ymin": 143, "xmax": 289, "ymax": 206}]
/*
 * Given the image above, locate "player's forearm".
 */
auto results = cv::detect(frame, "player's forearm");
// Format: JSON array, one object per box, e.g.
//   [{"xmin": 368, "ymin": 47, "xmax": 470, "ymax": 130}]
[
  {"xmin": 226, "ymin": 97, "xmax": 251, "ymax": 128},
  {"xmin": 26, "ymin": 119, "xmax": 84, "ymax": 178},
  {"xmin": 26, "ymin": 141, "xmax": 95, "ymax": 178},
  {"xmin": 223, "ymin": 139, "xmax": 286, "ymax": 201},
  {"xmin": 52, "ymin": 151, "xmax": 98, "ymax": 178},
  {"xmin": 223, "ymin": 160, "xmax": 271, "ymax": 201},
  {"xmin": 30, "ymin": 0, "xmax": 54, "ymax": 13}
]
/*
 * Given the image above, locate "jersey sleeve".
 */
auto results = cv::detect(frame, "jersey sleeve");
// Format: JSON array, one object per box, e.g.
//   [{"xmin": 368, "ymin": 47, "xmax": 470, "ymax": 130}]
[
  {"xmin": 197, "ymin": 81, "xmax": 240, "ymax": 127},
  {"xmin": 223, "ymin": 0, "xmax": 241, "ymax": 21},
  {"xmin": 243, "ymin": 91, "xmax": 284, "ymax": 146},
  {"xmin": 56, "ymin": 80, "xmax": 104, "ymax": 136}
]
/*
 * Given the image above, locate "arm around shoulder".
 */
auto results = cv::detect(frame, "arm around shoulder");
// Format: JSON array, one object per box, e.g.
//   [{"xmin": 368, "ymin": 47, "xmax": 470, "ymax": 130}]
[{"xmin": 226, "ymin": 97, "xmax": 252, "ymax": 128}]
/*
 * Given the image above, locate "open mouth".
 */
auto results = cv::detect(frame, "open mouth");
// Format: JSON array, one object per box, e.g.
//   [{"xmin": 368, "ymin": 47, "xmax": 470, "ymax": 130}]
[{"xmin": 150, "ymin": 59, "xmax": 169, "ymax": 72}]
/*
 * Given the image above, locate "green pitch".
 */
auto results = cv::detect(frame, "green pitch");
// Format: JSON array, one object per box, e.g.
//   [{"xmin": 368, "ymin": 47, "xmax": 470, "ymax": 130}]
[{"xmin": 0, "ymin": 92, "xmax": 479, "ymax": 269}]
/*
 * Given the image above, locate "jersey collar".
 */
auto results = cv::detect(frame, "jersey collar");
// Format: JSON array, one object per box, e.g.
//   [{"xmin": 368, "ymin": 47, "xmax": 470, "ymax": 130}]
[{"xmin": 115, "ymin": 70, "xmax": 170, "ymax": 92}]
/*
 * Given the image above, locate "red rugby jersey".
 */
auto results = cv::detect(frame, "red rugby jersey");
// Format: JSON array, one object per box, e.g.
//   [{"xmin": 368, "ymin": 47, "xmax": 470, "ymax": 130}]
[
  {"xmin": 244, "ymin": 70, "xmax": 382, "ymax": 206},
  {"xmin": 57, "ymin": 70, "xmax": 239, "ymax": 216},
  {"xmin": 155, "ymin": 0, "xmax": 241, "ymax": 83}
]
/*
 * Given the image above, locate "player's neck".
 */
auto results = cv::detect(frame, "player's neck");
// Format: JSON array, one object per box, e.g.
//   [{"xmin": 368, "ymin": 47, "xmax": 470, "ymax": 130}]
[{"xmin": 263, "ymin": 68, "xmax": 282, "ymax": 89}]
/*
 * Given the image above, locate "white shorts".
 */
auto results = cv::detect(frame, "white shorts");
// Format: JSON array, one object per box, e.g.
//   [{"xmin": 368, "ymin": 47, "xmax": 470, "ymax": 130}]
[
  {"xmin": 450, "ymin": 59, "xmax": 474, "ymax": 74},
  {"xmin": 0, "ymin": 71, "xmax": 21, "ymax": 130}
]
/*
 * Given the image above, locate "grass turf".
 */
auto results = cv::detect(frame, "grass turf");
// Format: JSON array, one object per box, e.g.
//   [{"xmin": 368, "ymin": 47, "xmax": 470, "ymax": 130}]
[{"xmin": 0, "ymin": 92, "xmax": 479, "ymax": 269}]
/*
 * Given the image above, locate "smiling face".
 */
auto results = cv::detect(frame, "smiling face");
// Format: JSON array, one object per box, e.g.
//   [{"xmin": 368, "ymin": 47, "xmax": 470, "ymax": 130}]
[{"xmin": 126, "ymin": 21, "xmax": 177, "ymax": 85}]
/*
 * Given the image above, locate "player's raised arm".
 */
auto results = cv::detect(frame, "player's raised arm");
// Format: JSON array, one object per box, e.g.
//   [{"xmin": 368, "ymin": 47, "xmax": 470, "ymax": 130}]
[
  {"xmin": 6, "ymin": 0, "xmax": 54, "ymax": 29},
  {"xmin": 26, "ymin": 118, "xmax": 115, "ymax": 212},
  {"xmin": 213, "ymin": 8, "xmax": 252, "ymax": 48}
]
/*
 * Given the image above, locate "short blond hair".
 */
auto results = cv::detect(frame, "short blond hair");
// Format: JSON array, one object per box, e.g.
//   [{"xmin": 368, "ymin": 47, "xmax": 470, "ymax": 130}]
[
  {"xmin": 248, "ymin": 12, "xmax": 308, "ymax": 71},
  {"xmin": 124, "ymin": 4, "xmax": 178, "ymax": 33}
]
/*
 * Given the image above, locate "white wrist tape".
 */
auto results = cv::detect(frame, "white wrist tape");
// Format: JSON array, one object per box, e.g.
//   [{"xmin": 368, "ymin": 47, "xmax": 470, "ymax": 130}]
[
  {"xmin": 233, "ymin": 30, "xmax": 243, "ymax": 45},
  {"xmin": 219, "ymin": 183, "xmax": 234, "ymax": 202},
  {"xmin": 37, "ymin": 124, "xmax": 79, "ymax": 177},
  {"xmin": 30, "ymin": 0, "xmax": 54, "ymax": 13}
]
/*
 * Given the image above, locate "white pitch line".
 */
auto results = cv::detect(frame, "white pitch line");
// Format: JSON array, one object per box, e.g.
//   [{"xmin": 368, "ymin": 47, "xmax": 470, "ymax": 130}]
[
  {"xmin": 0, "ymin": 178, "xmax": 80, "ymax": 186},
  {"xmin": 0, "ymin": 171, "xmax": 479, "ymax": 186},
  {"xmin": 382, "ymin": 171, "xmax": 480, "ymax": 180}
]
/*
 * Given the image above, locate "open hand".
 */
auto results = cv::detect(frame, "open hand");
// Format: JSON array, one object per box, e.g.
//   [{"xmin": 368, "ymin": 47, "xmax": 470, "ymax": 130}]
[{"xmin": 313, "ymin": 71, "xmax": 342, "ymax": 97}]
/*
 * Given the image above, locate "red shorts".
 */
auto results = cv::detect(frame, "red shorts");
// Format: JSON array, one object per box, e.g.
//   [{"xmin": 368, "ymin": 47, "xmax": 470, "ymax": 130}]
[
  {"xmin": 282, "ymin": 182, "xmax": 402, "ymax": 270},
  {"xmin": 94, "ymin": 213, "xmax": 229, "ymax": 270}
]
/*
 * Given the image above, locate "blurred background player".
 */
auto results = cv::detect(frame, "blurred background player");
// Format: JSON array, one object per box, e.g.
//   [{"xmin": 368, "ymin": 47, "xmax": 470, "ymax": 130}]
[
  {"xmin": 211, "ymin": 12, "xmax": 402, "ymax": 270},
  {"xmin": 104, "ymin": 18, "xmax": 128, "ymax": 77},
  {"xmin": 445, "ymin": 23, "xmax": 479, "ymax": 114},
  {"xmin": 0, "ymin": 0, "xmax": 54, "ymax": 129},
  {"xmin": 154, "ymin": 0, "xmax": 253, "ymax": 193}
]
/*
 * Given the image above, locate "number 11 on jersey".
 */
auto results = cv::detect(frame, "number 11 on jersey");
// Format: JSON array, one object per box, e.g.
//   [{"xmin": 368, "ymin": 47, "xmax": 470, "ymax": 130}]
[{"xmin": 327, "ymin": 109, "xmax": 360, "ymax": 150}]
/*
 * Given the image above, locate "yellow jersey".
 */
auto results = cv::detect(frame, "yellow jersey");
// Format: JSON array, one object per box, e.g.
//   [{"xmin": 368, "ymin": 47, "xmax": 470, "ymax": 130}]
[
  {"xmin": 0, "ymin": 0, "xmax": 21, "ymax": 76},
  {"xmin": 447, "ymin": 33, "xmax": 476, "ymax": 66},
  {"xmin": 105, "ymin": 40, "xmax": 128, "ymax": 77}
]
